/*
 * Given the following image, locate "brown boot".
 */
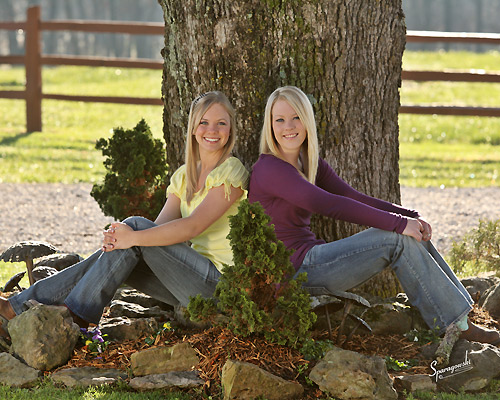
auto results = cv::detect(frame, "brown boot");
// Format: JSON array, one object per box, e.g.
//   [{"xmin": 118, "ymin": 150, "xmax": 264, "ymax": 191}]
[
  {"xmin": 63, "ymin": 305, "xmax": 89, "ymax": 329},
  {"xmin": 0, "ymin": 297, "xmax": 16, "ymax": 338},
  {"xmin": 460, "ymin": 320, "xmax": 500, "ymax": 345}
]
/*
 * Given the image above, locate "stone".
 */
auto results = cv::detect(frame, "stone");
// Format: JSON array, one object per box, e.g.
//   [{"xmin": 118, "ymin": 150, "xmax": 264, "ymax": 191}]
[
  {"xmin": 461, "ymin": 276, "xmax": 499, "ymax": 303},
  {"xmin": 221, "ymin": 360, "xmax": 303, "ymax": 400},
  {"xmin": 129, "ymin": 371, "xmax": 204, "ymax": 390},
  {"xmin": 394, "ymin": 374, "xmax": 436, "ymax": 393},
  {"xmin": 34, "ymin": 253, "xmax": 82, "ymax": 271},
  {"xmin": 51, "ymin": 367, "xmax": 128, "ymax": 387},
  {"xmin": 99, "ymin": 316, "xmax": 158, "ymax": 341},
  {"xmin": 0, "ymin": 336, "xmax": 10, "ymax": 352},
  {"xmin": 131, "ymin": 342, "xmax": 199, "ymax": 376},
  {"xmin": 32, "ymin": 266, "xmax": 58, "ymax": 281},
  {"xmin": 309, "ymin": 346, "xmax": 397, "ymax": 400},
  {"xmin": 362, "ymin": 302, "xmax": 413, "ymax": 335},
  {"xmin": 432, "ymin": 339, "xmax": 500, "ymax": 392},
  {"xmin": 113, "ymin": 287, "xmax": 172, "ymax": 310},
  {"xmin": 107, "ymin": 299, "xmax": 171, "ymax": 320},
  {"xmin": 0, "ymin": 352, "xmax": 41, "ymax": 388},
  {"xmin": 173, "ymin": 304, "xmax": 210, "ymax": 329},
  {"xmin": 8, "ymin": 304, "xmax": 80, "ymax": 370},
  {"xmin": 479, "ymin": 283, "xmax": 500, "ymax": 318}
]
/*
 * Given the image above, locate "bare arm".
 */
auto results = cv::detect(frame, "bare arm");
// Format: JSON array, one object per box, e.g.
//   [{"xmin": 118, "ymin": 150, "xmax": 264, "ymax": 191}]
[
  {"xmin": 154, "ymin": 194, "xmax": 182, "ymax": 225},
  {"xmin": 103, "ymin": 184, "xmax": 243, "ymax": 251}
]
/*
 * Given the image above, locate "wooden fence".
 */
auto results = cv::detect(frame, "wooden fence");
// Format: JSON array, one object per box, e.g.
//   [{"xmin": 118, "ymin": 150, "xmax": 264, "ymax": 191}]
[
  {"xmin": 0, "ymin": 6, "xmax": 164, "ymax": 132},
  {"xmin": 1, "ymin": 6, "xmax": 500, "ymax": 132}
]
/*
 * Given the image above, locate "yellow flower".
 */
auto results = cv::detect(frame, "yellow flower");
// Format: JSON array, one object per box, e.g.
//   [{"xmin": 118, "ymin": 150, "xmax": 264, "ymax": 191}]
[{"xmin": 85, "ymin": 340, "xmax": 92, "ymax": 346}]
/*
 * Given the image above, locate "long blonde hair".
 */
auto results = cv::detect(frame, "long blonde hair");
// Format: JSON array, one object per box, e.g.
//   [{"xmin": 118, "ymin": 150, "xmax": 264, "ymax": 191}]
[
  {"xmin": 185, "ymin": 91, "xmax": 236, "ymax": 203},
  {"xmin": 260, "ymin": 86, "xmax": 319, "ymax": 184}
]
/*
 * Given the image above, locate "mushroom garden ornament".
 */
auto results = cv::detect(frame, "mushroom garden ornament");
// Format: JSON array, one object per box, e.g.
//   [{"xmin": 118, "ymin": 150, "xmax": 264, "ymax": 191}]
[{"xmin": 0, "ymin": 241, "xmax": 58, "ymax": 286}]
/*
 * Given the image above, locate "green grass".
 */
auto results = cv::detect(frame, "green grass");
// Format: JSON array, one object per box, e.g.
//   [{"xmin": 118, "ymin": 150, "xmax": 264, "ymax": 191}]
[
  {"xmin": 0, "ymin": 66, "xmax": 163, "ymax": 183},
  {"xmin": 1, "ymin": 52, "xmax": 499, "ymax": 187},
  {"xmin": 402, "ymin": 50, "xmax": 500, "ymax": 71},
  {"xmin": 0, "ymin": 379, "xmax": 194, "ymax": 399},
  {"xmin": 399, "ymin": 142, "xmax": 499, "ymax": 187},
  {"xmin": 399, "ymin": 50, "xmax": 500, "ymax": 187}
]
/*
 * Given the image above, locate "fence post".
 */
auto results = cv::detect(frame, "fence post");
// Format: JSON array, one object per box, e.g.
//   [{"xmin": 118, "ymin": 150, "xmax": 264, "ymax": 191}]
[{"xmin": 25, "ymin": 6, "xmax": 42, "ymax": 132}]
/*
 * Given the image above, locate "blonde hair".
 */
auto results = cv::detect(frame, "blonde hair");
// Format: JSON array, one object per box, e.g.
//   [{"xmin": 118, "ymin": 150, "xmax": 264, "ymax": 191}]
[
  {"xmin": 260, "ymin": 86, "xmax": 319, "ymax": 184},
  {"xmin": 185, "ymin": 91, "xmax": 236, "ymax": 203}
]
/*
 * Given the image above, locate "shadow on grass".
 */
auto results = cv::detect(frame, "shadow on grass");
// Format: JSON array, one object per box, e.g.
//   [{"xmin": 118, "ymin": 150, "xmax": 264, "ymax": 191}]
[{"xmin": 0, "ymin": 131, "xmax": 34, "ymax": 146}]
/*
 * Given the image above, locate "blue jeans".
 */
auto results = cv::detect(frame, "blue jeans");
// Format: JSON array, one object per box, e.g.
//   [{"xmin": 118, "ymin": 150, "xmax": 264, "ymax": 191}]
[
  {"xmin": 9, "ymin": 217, "xmax": 221, "ymax": 324},
  {"xmin": 297, "ymin": 228, "xmax": 473, "ymax": 333}
]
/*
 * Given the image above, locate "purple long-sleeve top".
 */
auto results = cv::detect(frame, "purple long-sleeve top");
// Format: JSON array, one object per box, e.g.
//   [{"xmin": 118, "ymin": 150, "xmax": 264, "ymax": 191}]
[{"xmin": 248, "ymin": 154, "xmax": 420, "ymax": 271}]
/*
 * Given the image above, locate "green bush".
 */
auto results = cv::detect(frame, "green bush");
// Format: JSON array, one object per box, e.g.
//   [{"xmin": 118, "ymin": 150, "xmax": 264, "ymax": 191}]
[
  {"xmin": 91, "ymin": 119, "xmax": 169, "ymax": 221},
  {"xmin": 449, "ymin": 219, "xmax": 500, "ymax": 276},
  {"xmin": 188, "ymin": 200, "xmax": 317, "ymax": 348}
]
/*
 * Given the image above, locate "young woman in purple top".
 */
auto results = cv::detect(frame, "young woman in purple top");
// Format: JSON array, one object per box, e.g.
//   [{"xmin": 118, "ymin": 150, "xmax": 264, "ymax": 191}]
[{"xmin": 248, "ymin": 85, "xmax": 499, "ymax": 344}]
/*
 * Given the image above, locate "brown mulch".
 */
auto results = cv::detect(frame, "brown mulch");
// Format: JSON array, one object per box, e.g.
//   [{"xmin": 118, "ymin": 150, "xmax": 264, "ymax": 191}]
[
  {"xmin": 51, "ymin": 325, "xmax": 427, "ymax": 398},
  {"xmin": 47, "ymin": 305, "xmax": 500, "ymax": 398}
]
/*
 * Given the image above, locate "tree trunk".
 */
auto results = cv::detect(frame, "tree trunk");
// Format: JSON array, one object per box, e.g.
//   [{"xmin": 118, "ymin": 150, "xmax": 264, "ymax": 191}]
[{"xmin": 158, "ymin": 0, "xmax": 406, "ymax": 296}]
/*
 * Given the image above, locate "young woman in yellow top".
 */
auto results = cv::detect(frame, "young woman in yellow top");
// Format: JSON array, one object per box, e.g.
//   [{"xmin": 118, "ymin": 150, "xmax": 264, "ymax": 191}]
[{"xmin": 0, "ymin": 91, "xmax": 248, "ymax": 334}]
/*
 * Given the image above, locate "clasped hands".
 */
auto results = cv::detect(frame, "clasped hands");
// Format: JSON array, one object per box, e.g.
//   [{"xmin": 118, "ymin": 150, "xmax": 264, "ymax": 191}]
[
  {"xmin": 403, "ymin": 217, "xmax": 432, "ymax": 242},
  {"xmin": 102, "ymin": 222, "xmax": 134, "ymax": 252}
]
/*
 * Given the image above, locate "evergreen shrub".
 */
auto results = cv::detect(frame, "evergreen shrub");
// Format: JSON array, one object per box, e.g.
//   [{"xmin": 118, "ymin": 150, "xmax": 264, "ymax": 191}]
[
  {"xmin": 188, "ymin": 200, "xmax": 316, "ymax": 347},
  {"xmin": 449, "ymin": 218, "xmax": 500, "ymax": 276},
  {"xmin": 91, "ymin": 119, "xmax": 169, "ymax": 221}
]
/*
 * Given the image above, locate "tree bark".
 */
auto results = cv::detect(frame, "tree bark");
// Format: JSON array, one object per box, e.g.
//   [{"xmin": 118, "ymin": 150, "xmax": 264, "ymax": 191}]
[{"xmin": 158, "ymin": 0, "xmax": 406, "ymax": 296}]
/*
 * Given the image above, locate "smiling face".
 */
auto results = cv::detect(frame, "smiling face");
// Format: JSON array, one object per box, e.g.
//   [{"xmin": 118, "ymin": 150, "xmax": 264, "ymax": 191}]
[
  {"xmin": 271, "ymin": 99, "xmax": 307, "ymax": 159},
  {"xmin": 193, "ymin": 102, "xmax": 231, "ymax": 157}
]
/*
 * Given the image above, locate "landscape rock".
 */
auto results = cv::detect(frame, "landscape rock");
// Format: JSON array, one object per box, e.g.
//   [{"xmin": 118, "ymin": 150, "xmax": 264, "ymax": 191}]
[
  {"xmin": 173, "ymin": 304, "xmax": 210, "ymax": 329},
  {"xmin": 362, "ymin": 302, "xmax": 413, "ymax": 335},
  {"xmin": 433, "ymin": 339, "xmax": 500, "ymax": 392},
  {"xmin": 113, "ymin": 287, "xmax": 172, "ymax": 310},
  {"xmin": 309, "ymin": 346, "xmax": 398, "ymax": 400},
  {"xmin": 0, "ymin": 352, "xmax": 41, "ymax": 388},
  {"xmin": 99, "ymin": 316, "xmax": 158, "ymax": 341},
  {"xmin": 51, "ymin": 367, "xmax": 128, "ymax": 387},
  {"xmin": 221, "ymin": 360, "xmax": 304, "ymax": 400},
  {"xmin": 34, "ymin": 253, "xmax": 82, "ymax": 271},
  {"xmin": 129, "ymin": 371, "xmax": 204, "ymax": 390},
  {"xmin": 394, "ymin": 374, "xmax": 436, "ymax": 393},
  {"xmin": 107, "ymin": 299, "xmax": 171, "ymax": 320},
  {"xmin": 32, "ymin": 266, "xmax": 58, "ymax": 281},
  {"xmin": 0, "ymin": 337, "xmax": 10, "ymax": 352},
  {"xmin": 461, "ymin": 276, "xmax": 499, "ymax": 303},
  {"xmin": 131, "ymin": 342, "xmax": 199, "ymax": 376},
  {"xmin": 8, "ymin": 304, "xmax": 80, "ymax": 370},
  {"xmin": 478, "ymin": 282, "xmax": 500, "ymax": 318}
]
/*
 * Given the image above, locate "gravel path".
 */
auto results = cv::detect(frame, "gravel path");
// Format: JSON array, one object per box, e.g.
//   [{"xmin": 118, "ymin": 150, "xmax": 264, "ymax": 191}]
[{"xmin": 0, "ymin": 183, "xmax": 498, "ymax": 257}]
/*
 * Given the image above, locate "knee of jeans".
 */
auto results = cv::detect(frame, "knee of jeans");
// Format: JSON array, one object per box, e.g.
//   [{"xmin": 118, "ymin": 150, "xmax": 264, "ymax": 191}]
[{"xmin": 122, "ymin": 216, "xmax": 155, "ymax": 230}]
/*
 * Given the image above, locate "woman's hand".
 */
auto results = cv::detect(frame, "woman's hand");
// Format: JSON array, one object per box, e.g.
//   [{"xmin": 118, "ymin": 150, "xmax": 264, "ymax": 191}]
[
  {"xmin": 102, "ymin": 222, "xmax": 135, "ymax": 252},
  {"xmin": 402, "ymin": 218, "xmax": 424, "ymax": 242},
  {"xmin": 417, "ymin": 217, "xmax": 432, "ymax": 241}
]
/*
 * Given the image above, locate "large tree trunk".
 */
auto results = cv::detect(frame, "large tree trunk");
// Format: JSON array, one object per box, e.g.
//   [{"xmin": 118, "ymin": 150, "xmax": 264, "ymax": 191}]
[{"xmin": 158, "ymin": 0, "xmax": 406, "ymax": 296}]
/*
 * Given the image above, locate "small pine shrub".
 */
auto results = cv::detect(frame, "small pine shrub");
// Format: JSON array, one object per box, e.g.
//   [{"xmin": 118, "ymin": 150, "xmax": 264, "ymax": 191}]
[
  {"xmin": 449, "ymin": 219, "xmax": 500, "ymax": 276},
  {"xmin": 188, "ymin": 200, "xmax": 317, "ymax": 348},
  {"xmin": 91, "ymin": 119, "xmax": 169, "ymax": 221}
]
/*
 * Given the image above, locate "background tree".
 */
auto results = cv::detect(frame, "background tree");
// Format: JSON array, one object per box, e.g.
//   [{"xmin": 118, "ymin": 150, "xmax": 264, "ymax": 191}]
[{"xmin": 158, "ymin": 0, "xmax": 406, "ymax": 296}]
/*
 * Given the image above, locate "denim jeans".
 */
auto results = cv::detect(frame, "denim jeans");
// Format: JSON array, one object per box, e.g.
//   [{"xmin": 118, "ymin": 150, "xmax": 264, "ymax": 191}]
[
  {"xmin": 297, "ymin": 228, "xmax": 473, "ymax": 333},
  {"xmin": 9, "ymin": 216, "xmax": 221, "ymax": 324}
]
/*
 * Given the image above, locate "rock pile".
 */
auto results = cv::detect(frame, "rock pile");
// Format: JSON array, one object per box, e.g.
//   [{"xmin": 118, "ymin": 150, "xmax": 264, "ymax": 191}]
[{"xmin": 2, "ymin": 268, "xmax": 500, "ymax": 398}]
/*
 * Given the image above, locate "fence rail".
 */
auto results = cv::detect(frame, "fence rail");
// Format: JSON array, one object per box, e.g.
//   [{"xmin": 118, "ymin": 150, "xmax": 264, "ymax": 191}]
[
  {"xmin": 0, "ymin": 6, "xmax": 165, "ymax": 131},
  {"xmin": 1, "ymin": 6, "xmax": 500, "ymax": 131}
]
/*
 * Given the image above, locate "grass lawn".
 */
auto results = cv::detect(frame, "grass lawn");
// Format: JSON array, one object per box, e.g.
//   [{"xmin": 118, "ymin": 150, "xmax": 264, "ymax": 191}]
[
  {"xmin": 0, "ymin": 380, "xmax": 194, "ymax": 399},
  {"xmin": 0, "ymin": 66, "xmax": 164, "ymax": 183},
  {"xmin": 399, "ymin": 50, "xmax": 500, "ymax": 188}
]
